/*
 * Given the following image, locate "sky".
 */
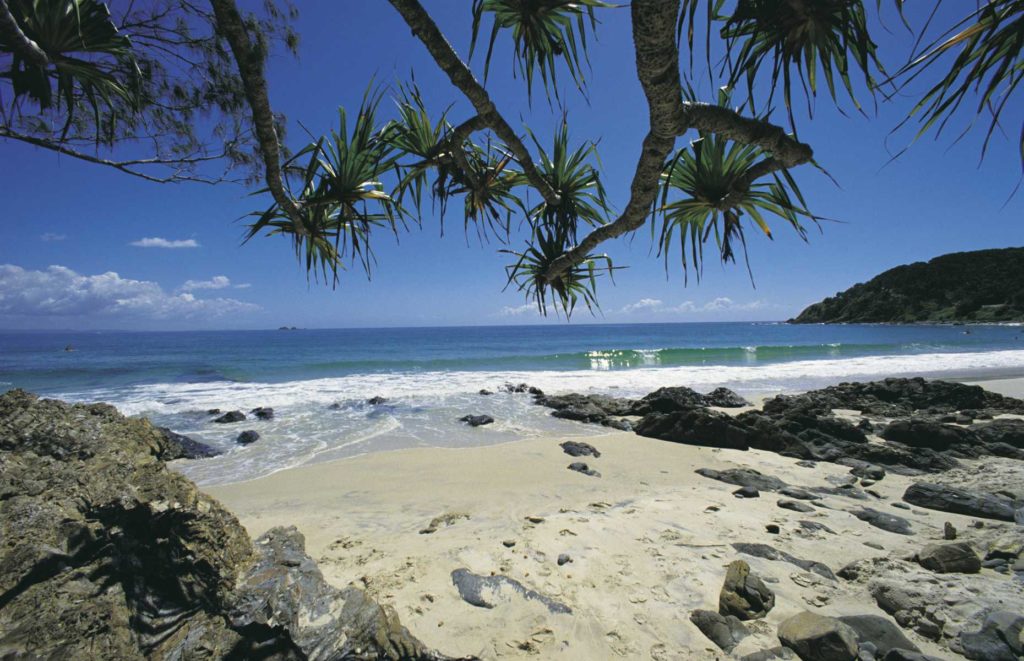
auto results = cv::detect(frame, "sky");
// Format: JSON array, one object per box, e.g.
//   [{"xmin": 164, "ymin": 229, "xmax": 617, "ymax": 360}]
[{"xmin": 1, "ymin": 2, "xmax": 1021, "ymax": 331}]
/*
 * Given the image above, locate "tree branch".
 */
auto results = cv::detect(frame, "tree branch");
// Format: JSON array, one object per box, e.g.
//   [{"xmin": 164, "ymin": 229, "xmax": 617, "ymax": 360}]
[
  {"xmin": 543, "ymin": 0, "xmax": 684, "ymax": 283},
  {"xmin": 386, "ymin": 0, "xmax": 561, "ymax": 207},
  {"xmin": 208, "ymin": 0, "xmax": 303, "ymax": 228},
  {"xmin": 0, "ymin": 0, "xmax": 49, "ymax": 67},
  {"xmin": 0, "ymin": 126, "xmax": 226, "ymax": 183}
]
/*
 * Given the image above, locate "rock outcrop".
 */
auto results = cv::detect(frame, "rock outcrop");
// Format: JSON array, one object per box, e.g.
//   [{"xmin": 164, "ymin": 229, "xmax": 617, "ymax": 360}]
[{"xmin": 0, "ymin": 390, "xmax": 450, "ymax": 660}]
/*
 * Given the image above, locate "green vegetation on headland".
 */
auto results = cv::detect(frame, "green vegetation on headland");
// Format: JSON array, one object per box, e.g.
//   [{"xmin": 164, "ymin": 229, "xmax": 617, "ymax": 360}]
[{"xmin": 790, "ymin": 247, "xmax": 1024, "ymax": 324}]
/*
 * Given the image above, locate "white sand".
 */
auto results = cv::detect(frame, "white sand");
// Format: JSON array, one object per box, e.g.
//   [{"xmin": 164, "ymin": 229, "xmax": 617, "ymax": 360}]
[{"xmin": 206, "ymin": 424, "xmax": 1005, "ymax": 658}]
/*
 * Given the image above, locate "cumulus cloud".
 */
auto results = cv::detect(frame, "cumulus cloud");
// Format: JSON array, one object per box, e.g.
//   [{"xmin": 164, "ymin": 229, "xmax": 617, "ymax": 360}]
[
  {"xmin": 497, "ymin": 303, "xmax": 556, "ymax": 317},
  {"xmin": 617, "ymin": 296, "xmax": 771, "ymax": 315},
  {"xmin": 181, "ymin": 275, "xmax": 231, "ymax": 291},
  {"xmin": 130, "ymin": 237, "xmax": 200, "ymax": 249},
  {"xmin": 0, "ymin": 264, "xmax": 259, "ymax": 321},
  {"xmin": 40, "ymin": 232, "xmax": 67, "ymax": 242}
]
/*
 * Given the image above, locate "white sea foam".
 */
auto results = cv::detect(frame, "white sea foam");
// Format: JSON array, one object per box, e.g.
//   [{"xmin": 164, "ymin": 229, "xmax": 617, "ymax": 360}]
[{"xmin": 50, "ymin": 348, "xmax": 1024, "ymax": 486}]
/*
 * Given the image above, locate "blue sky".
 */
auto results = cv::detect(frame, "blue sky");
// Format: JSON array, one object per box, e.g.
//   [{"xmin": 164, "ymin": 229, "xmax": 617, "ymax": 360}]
[{"xmin": 1, "ymin": 2, "xmax": 1021, "ymax": 330}]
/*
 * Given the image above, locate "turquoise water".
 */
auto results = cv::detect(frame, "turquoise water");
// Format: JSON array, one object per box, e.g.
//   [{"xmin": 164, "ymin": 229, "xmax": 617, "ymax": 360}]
[{"xmin": 2, "ymin": 322, "xmax": 1023, "ymax": 485}]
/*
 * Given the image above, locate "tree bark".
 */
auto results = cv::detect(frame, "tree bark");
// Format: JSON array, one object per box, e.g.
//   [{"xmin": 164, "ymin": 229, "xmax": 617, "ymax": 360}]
[{"xmin": 0, "ymin": 0, "xmax": 49, "ymax": 67}]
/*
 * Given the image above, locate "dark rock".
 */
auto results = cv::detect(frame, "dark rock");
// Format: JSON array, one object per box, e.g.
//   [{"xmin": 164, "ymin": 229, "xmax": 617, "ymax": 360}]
[
  {"xmin": 796, "ymin": 460, "xmax": 818, "ymax": 468},
  {"xmin": 450, "ymin": 568, "xmax": 570, "ymax": 614},
  {"xmin": 213, "ymin": 410, "xmax": 246, "ymax": 423},
  {"xmin": 959, "ymin": 611, "xmax": 1024, "ymax": 661},
  {"xmin": 982, "ymin": 558, "xmax": 1008, "ymax": 569},
  {"xmin": 155, "ymin": 426, "xmax": 221, "ymax": 459},
  {"xmin": 479, "ymin": 389, "xmax": 493, "ymax": 395},
  {"xmin": 860, "ymin": 479, "xmax": 876, "ymax": 487},
  {"xmin": 850, "ymin": 508, "xmax": 914, "ymax": 535},
  {"xmin": 501, "ymin": 382, "xmax": 532, "ymax": 394},
  {"xmin": 882, "ymin": 651, "xmax": 944, "ymax": 661},
  {"xmin": 207, "ymin": 408, "xmax": 222, "ymax": 415},
  {"xmin": 567, "ymin": 462, "xmax": 600, "ymax": 478},
  {"xmin": 778, "ymin": 611, "xmax": 858, "ymax": 661},
  {"xmin": 636, "ymin": 408, "xmax": 752, "ymax": 450},
  {"xmin": 250, "ymin": 406, "xmax": 275, "ymax": 420},
  {"xmin": 943, "ymin": 522, "xmax": 957, "ymax": 540},
  {"xmin": 502, "ymin": 539, "xmax": 516, "ymax": 548},
  {"xmin": 600, "ymin": 417, "xmax": 633, "ymax": 431},
  {"xmin": 630, "ymin": 386, "xmax": 707, "ymax": 414},
  {"xmin": 916, "ymin": 542, "xmax": 981, "ymax": 573},
  {"xmin": 735, "ymin": 486, "xmax": 761, "ymax": 498},
  {"xmin": 459, "ymin": 414, "xmax": 494, "ymax": 427},
  {"xmin": 719, "ymin": 560, "xmax": 775, "ymax": 620},
  {"xmin": 732, "ymin": 543, "xmax": 836, "ymax": 580},
  {"xmin": 690, "ymin": 608, "xmax": 750, "ymax": 652},
  {"xmin": 766, "ymin": 524, "xmax": 780, "ymax": 534},
  {"xmin": 557, "ymin": 553, "xmax": 572, "ymax": 566},
  {"xmin": 0, "ymin": 390, "xmax": 446, "ymax": 660},
  {"xmin": 903, "ymin": 482, "xmax": 1016, "ymax": 521},
  {"xmin": 739, "ymin": 647, "xmax": 798, "ymax": 661},
  {"xmin": 551, "ymin": 401, "xmax": 608, "ymax": 423},
  {"xmin": 536, "ymin": 392, "xmax": 635, "ymax": 424},
  {"xmin": 366, "ymin": 396, "xmax": 387, "ymax": 405},
  {"xmin": 696, "ymin": 467, "xmax": 788, "ymax": 492},
  {"xmin": 971, "ymin": 418, "xmax": 1024, "ymax": 448},
  {"xmin": 778, "ymin": 500, "xmax": 816, "ymax": 513},
  {"xmin": 892, "ymin": 502, "xmax": 910, "ymax": 510},
  {"xmin": 559, "ymin": 441, "xmax": 601, "ymax": 458},
  {"xmin": 847, "ymin": 461, "xmax": 887, "ymax": 481},
  {"xmin": 779, "ymin": 486, "xmax": 820, "ymax": 501},
  {"xmin": 881, "ymin": 419, "xmax": 981, "ymax": 454},
  {"xmin": 705, "ymin": 387, "xmax": 751, "ymax": 408},
  {"xmin": 837, "ymin": 614, "xmax": 920, "ymax": 656},
  {"xmin": 236, "ymin": 430, "xmax": 261, "ymax": 445},
  {"xmin": 327, "ymin": 402, "xmax": 342, "ymax": 409},
  {"xmin": 528, "ymin": 386, "xmax": 544, "ymax": 396}
]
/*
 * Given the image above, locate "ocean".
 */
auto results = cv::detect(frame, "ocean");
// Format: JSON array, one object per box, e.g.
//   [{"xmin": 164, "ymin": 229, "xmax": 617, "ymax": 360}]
[{"xmin": 3, "ymin": 322, "xmax": 1023, "ymax": 485}]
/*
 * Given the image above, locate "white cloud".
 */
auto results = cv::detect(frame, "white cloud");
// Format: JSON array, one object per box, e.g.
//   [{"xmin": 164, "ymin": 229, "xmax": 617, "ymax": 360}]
[
  {"xmin": 234, "ymin": 283, "xmax": 252, "ymax": 289},
  {"xmin": 497, "ymin": 303, "xmax": 556, "ymax": 317},
  {"xmin": 40, "ymin": 232, "xmax": 66, "ymax": 242},
  {"xmin": 130, "ymin": 237, "xmax": 200, "ymax": 249},
  {"xmin": 619, "ymin": 298, "xmax": 663, "ymax": 313},
  {"xmin": 0, "ymin": 264, "xmax": 259, "ymax": 321},
  {"xmin": 181, "ymin": 275, "xmax": 231, "ymax": 291}
]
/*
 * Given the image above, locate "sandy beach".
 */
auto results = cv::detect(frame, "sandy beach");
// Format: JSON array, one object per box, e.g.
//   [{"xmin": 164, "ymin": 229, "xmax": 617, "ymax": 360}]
[{"xmin": 206, "ymin": 379, "xmax": 1024, "ymax": 659}]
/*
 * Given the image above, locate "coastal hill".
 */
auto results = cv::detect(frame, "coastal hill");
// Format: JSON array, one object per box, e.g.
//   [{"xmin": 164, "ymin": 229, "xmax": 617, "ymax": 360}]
[{"xmin": 790, "ymin": 247, "xmax": 1024, "ymax": 324}]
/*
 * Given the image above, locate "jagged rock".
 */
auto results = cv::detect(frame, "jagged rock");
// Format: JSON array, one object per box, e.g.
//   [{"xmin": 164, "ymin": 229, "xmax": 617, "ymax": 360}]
[
  {"xmin": 567, "ymin": 462, "xmax": 600, "ymax": 477},
  {"xmin": 630, "ymin": 386, "xmax": 707, "ymax": 414},
  {"xmin": 214, "ymin": 410, "xmax": 246, "ymax": 423},
  {"xmin": 778, "ymin": 499, "xmax": 816, "ymax": 513},
  {"xmin": 366, "ymin": 396, "xmax": 387, "ymax": 405},
  {"xmin": 696, "ymin": 467, "xmax": 788, "ymax": 492},
  {"xmin": 450, "ymin": 568, "xmax": 570, "ymax": 613},
  {"xmin": 250, "ymin": 406, "xmax": 275, "ymax": 420},
  {"xmin": 881, "ymin": 419, "xmax": 982, "ymax": 454},
  {"xmin": 0, "ymin": 390, "xmax": 447, "ymax": 660},
  {"xmin": 903, "ymin": 482, "xmax": 1016, "ymax": 521},
  {"xmin": 778, "ymin": 612, "xmax": 858, "ymax": 661},
  {"xmin": 155, "ymin": 425, "xmax": 221, "ymax": 459},
  {"xmin": 459, "ymin": 414, "xmax": 494, "ymax": 427},
  {"xmin": 635, "ymin": 408, "xmax": 751, "ymax": 450},
  {"xmin": 535, "ymin": 393, "xmax": 634, "ymax": 424},
  {"xmin": 959, "ymin": 611, "xmax": 1024, "ymax": 661},
  {"xmin": 719, "ymin": 560, "xmax": 775, "ymax": 620},
  {"xmin": 850, "ymin": 508, "xmax": 914, "ymax": 535},
  {"xmin": 970, "ymin": 418, "xmax": 1024, "ymax": 448},
  {"xmin": 559, "ymin": 441, "xmax": 601, "ymax": 458},
  {"xmin": 551, "ymin": 401, "xmax": 608, "ymax": 423},
  {"xmin": 916, "ymin": 542, "xmax": 981, "ymax": 573},
  {"xmin": 690, "ymin": 609, "xmax": 750, "ymax": 652},
  {"xmin": 705, "ymin": 387, "xmax": 751, "ymax": 408},
  {"xmin": 237, "ymin": 430, "xmax": 261, "ymax": 445},
  {"xmin": 732, "ymin": 543, "xmax": 836, "ymax": 580},
  {"xmin": 836, "ymin": 614, "xmax": 920, "ymax": 657}
]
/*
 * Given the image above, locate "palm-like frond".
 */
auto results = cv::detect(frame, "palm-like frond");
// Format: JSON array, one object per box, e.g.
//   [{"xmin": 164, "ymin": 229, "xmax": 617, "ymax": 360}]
[
  {"xmin": 527, "ymin": 121, "xmax": 609, "ymax": 238},
  {"xmin": 449, "ymin": 142, "xmax": 527, "ymax": 241},
  {"xmin": 469, "ymin": 0, "xmax": 613, "ymax": 102},
  {"xmin": 893, "ymin": 0, "xmax": 1023, "ymax": 164},
  {"xmin": 1, "ymin": 0, "xmax": 141, "ymax": 140},
  {"xmin": 385, "ymin": 82, "xmax": 452, "ymax": 218},
  {"xmin": 718, "ymin": 0, "xmax": 884, "ymax": 126},
  {"xmin": 245, "ymin": 89, "xmax": 401, "ymax": 284},
  {"xmin": 502, "ymin": 225, "xmax": 617, "ymax": 317},
  {"xmin": 659, "ymin": 89, "xmax": 822, "ymax": 282}
]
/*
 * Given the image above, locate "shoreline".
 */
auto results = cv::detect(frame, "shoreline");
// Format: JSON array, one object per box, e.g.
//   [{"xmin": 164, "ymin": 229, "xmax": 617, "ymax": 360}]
[{"xmin": 205, "ymin": 375, "xmax": 1024, "ymax": 659}]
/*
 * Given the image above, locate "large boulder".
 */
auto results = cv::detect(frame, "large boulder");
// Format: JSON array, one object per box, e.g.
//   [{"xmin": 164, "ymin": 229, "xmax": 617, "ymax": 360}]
[
  {"xmin": 880, "ymin": 419, "xmax": 981, "ymax": 455},
  {"xmin": 719, "ymin": 560, "xmax": 775, "ymax": 621},
  {"xmin": 630, "ymin": 386, "xmax": 708, "ymax": 414},
  {"xmin": 155, "ymin": 425, "xmax": 221, "ymax": 460},
  {"xmin": 903, "ymin": 482, "xmax": 1016, "ymax": 521},
  {"xmin": 777, "ymin": 611, "xmax": 858, "ymax": 661},
  {"xmin": 971, "ymin": 418, "xmax": 1024, "ymax": 449},
  {"xmin": 916, "ymin": 542, "xmax": 981, "ymax": 574},
  {"xmin": 959, "ymin": 611, "xmax": 1024, "ymax": 661},
  {"xmin": 0, "ymin": 390, "xmax": 449, "ymax": 660},
  {"xmin": 836, "ymin": 614, "xmax": 920, "ymax": 657},
  {"xmin": 635, "ymin": 408, "xmax": 752, "ymax": 450},
  {"xmin": 690, "ymin": 609, "xmax": 750, "ymax": 652}
]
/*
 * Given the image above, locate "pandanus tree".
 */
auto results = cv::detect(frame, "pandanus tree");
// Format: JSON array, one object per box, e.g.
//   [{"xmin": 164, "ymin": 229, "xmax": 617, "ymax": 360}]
[{"xmin": 3, "ymin": 0, "xmax": 1022, "ymax": 312}]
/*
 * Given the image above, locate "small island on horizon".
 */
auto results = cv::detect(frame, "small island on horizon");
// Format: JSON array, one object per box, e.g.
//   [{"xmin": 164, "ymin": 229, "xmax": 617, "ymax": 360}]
[{"xmin": 791, "ymin": 247, "xmax": 1024, "ymax": 325}]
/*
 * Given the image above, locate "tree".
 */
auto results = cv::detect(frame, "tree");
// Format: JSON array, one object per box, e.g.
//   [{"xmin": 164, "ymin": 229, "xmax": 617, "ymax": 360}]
[
  {"xmin": 4, "ymin": 0, "xmax": 1021, "ymax": 313},
  {"xmin": 0, "ymin": 0, "xmax": 297, "ymax": 183}
]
